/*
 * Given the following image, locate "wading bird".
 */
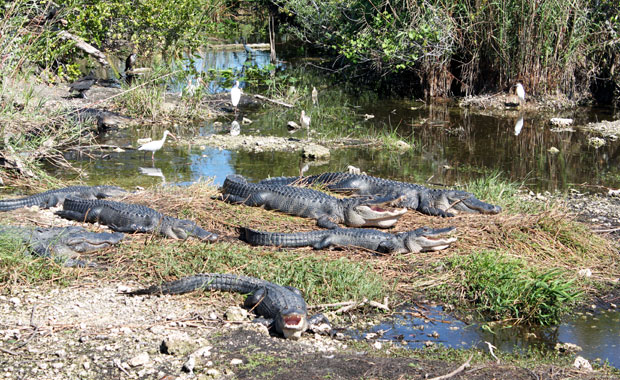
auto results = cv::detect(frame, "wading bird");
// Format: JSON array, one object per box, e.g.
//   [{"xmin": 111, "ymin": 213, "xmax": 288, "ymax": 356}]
[
  {"xmin": 300, "ymin": 110, "xmax": 311, "ymax": 140},
  {"xmin": 138, "ymin": 130, "xmax": 177, "ymax": 161},
  {"xmin": 231, "ymin": 81, "xmax": 241, "ymax": 112},
  {"xmin": 515, "ymin": 82, "xmax": 525, "ymax": 105},
  {"xmin": 312, "ymin": 86, "xmax": 318, "ymax": 106}
]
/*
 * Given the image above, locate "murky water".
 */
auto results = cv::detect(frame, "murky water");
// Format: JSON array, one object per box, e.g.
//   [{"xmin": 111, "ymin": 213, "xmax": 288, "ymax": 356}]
[{"xmin": 46, "ymin": 48, "xmax": 620, "ymax": 367}]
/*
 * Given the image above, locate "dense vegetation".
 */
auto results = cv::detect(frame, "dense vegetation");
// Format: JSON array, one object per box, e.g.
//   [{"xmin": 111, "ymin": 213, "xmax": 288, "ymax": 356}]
[{"xmin": 2, "ymin": 0, "xmax": 619, "ymax": 103}]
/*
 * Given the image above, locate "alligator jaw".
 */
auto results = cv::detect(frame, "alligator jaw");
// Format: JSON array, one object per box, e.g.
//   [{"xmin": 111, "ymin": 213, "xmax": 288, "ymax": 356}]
[
  {"xmin": 280, "ymin": 313, "xmax": 309, "ymax": 340},
  {"xmin": 441, "ymin": 192, "xmax": 502, "ymax": 215},
  {"xmin": 405, "ymin": 227, "xmax": 458, "ymax": 253},
  {"xmin": 348, "ymin": 205, "xmax": 407, "ymax": 228}
]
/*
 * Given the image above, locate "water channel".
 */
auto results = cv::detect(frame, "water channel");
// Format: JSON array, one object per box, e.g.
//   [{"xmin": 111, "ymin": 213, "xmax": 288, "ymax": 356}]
[{"xmin": 50, "ymin": 48, "xmax": 620, "ymax": 368}]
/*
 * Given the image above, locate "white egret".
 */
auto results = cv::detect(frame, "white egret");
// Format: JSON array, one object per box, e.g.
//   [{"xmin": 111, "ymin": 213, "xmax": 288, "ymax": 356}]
[
  {"xmin": 515, "ymin": 82, "xmax": 525, "ymax": 104},
  {"xmin": 300, "ymin": 110, "xmax": 311, "ymax": 140},
  {"xmin": 138, "ymin": 130, "xmax": 177, "ymax": 160},
  {"xmin": 230, "ymin": 81, "xmax": 241, "ymax": 111},
  {"xmin": 311, "ymin": 86, "xmax": 318, "ymax": 106},
  {"xmin": 185, "ymin": 78, "xmax": 198, "ymax": 97}
]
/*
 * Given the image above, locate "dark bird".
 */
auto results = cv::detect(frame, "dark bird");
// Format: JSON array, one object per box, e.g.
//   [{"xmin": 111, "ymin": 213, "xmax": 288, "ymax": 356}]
[
  {"xmin": 68, "ymin": 74, "xmax": 96, "ymax": 99},
  {"xmin": 125, "ymin": 53, "xmax": 137, "ymax": 84}
]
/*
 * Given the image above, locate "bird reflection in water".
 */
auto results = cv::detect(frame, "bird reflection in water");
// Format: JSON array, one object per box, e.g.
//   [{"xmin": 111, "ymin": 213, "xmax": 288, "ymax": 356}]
[
  {"xmin": 139, "ymin": 166, "xmax": 166, "ymax": 184},
  {"xmin": 230, "ymin": 120, "xmax": 241, "ymax": 136},
  {"xmin": 514, "ymin": 115, "xmax": 524, "ymax": 136}
]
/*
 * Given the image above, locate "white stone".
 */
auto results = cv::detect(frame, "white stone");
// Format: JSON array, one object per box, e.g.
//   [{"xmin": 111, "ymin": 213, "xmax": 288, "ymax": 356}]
[
  {"xmin": 9, "ymin": 297, "xmax": 21, "ymax": 307},
  {"xmin": 578, "ymin": 268, "xmax": 592, "ymax": 277},
  {"xmin": 127, "ymin": 352, "xmax": 150, "ymax": 367},
  {"xmin": 51, "ymin": 363, "xmax": 63, "ymax": 369},
  {"xmin": 230, "ymin": 358, "xmax": 243, "ymax": 365},
  {"xmin": 373, "ymin": 342, "xmax": 382, "ymax": 349},
  {"xmin": 206, "ymin": 369, "xmax": 220, "ymax": 376},
  {"xmin": 573, "ymin": 356, "xmax": 593, "ymax": 371}
]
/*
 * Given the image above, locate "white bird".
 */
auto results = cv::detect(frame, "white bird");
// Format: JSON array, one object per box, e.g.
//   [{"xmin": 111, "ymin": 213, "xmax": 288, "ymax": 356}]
[
  {"xmin": 138, "ymin": 130, "xmax": 177, "ymax": 160},
  {"xmin": 230, "ymin": 81, "xmax": 241, "ymax": 111},
  {"xmin": 312, "ymin": 86, "xmax": 318, "ymax": 106},
  {"xmin": 515, "ymin": 82, "xmax": 525, "ymax": 104},
  {"xmin": 300, "ymin": 110, "xmax": 311, "ymax": 140},
  {"xmin": 185, "ymin": 78, "xmax": 198, "ymax": 97}
]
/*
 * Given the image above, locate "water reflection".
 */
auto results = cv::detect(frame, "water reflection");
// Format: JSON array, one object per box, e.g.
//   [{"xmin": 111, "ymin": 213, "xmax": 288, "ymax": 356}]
[
  {"xmin": 230, "ymin": 120, "xmax": 241, "ymax": 136},
  {"xmin": 514, "ymin": 115, "xmax": 524, "ymax": 136},
  {"xmin": 139, "ymin": 166, "xmax": 166, "ymax": 183}
]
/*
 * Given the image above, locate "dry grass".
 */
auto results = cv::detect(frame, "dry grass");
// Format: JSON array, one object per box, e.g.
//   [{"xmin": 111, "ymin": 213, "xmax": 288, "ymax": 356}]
[{"xmin": 113, "ymin": 182, "xmax": 619, "ymax": 298}]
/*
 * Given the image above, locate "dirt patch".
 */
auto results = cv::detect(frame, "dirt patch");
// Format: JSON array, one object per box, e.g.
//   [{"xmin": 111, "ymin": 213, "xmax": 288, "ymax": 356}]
[{"xmin": 1, "ymin": 282, "xmax": 616, "ymax": 380}]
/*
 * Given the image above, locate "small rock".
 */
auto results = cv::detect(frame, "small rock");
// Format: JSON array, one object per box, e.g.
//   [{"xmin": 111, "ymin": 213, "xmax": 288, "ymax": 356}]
[
  {"xmin": 161, "ymin": 333, "xmax": 198, "ymax": 356},
  {"xmin": 117, "ymin": 285, "xmax": 131, "ymax": 293},
  {"xmin": 610, "ymin": 303, "xmax": 617, "ymax": 309},
  {"xmin": 206, "ymin": 369, "xmax": 220, "ymax": 377},
  {"xmin": 428, "ymin": 331, "xmax": 440, "ymax": 338},
  {"xmin": 182, "ymin": 355, "xmax": 195, "ymax": 373},
  {"xmin": 230, "ymin": 358, "xmax": 243, "ymax": 365},
  {"xmin": 573, "ymin": 356, "xmax": 593, "ymax": 371},
  {"xmin": 113, "ymin": 147, "xmax": 125, "ymax": 153},
  {"xmin": 224, "ymin": 306, "xmax": 248, "ymax": 322},
  {"xmin": 38, "ymin": 363, "xmax": 48, "ymax": 370},
  {"xmin": 555, "ymin": 342, "xmax": 582, "ymax": 353},
  {"xmin": 55, "ymin": 349, "xmax": 67, "ymax": 357},
  {"xmin": 302, "ymin": 144, "xmax": 330, "ymax": 160},
  {"xmin": 128, "ymin": 352, "xmax": 150, "ymax": 367},
  {"xmin": 51, "ymin": 362, "xmax": 63, "ymax": 369},
  {"xmin": 364, "ymin": 333, "xmax": 377, "ymax": 340},
  {"xmin": 372, "ymin": 342, "xmax": 382, "ymax": 349},
  {"xmin": 149, "ymin": 325, "xmax": 165, "ymax": 334},
  {"xmin": 550, "ymin": 118, "xmax": 573, "ymax": 126},
  {"xmin": 9, "ymin": 297, "xmax": 21, "ymax": 307},
  {"xmin": 394, "ymin": 140, "xmax": 411, "ymax": 151}
]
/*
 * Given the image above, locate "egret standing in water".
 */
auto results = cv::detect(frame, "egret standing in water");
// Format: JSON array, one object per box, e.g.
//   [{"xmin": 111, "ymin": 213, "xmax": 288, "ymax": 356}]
[
  {"xmin": 515, "ymin": 82, "xmax": 525, "ymax": 106},
  {"xmin": 138, "ymin": 130, "xmax": 177, "ymax": 161},
  {"xmin": 312, "ymin": 86, "xmax": 318, "ymax": 106},
  {"xmin": 300, "ymin": 110, "xmax": 311, "ymax": 140},
  {"xmin": 230, "ymin": 81, "xmax": 241, "ymax": 113}
]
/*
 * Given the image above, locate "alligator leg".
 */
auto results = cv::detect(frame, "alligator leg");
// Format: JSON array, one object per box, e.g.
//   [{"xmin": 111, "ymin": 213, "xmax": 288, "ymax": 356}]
[
  {"xmin": 312, "ymin": 236, "xmax": 338, "ymax": 250},
  {"xmin": 418, "ymin": 195, "xmax": 454, "ymax": 217},
  {"xmin": 316, "ymin": 216, "xmax": 339, "ymax": 229}
]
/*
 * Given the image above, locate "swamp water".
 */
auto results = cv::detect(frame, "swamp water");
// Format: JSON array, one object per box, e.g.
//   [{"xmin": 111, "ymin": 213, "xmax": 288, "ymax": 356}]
[{"xmin": 50, "ymin": 48, "xmax": 620, "ymax": 367}]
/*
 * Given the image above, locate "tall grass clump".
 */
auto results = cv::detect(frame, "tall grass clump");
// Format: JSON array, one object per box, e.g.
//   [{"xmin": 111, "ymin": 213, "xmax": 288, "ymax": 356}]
[
  {"xmin": 445, "ymin": 250, "xmax": 581, "ymax": 325},
  {"xmin": 464, "ymin": 171, "xmax": 527, "ymax": 213}
]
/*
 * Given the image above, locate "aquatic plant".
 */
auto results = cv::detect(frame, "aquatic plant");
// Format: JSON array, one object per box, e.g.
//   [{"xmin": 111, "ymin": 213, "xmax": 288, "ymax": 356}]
[{"xmin": 446, "ymin": 250, "xmax": 581, "ymax": 325}]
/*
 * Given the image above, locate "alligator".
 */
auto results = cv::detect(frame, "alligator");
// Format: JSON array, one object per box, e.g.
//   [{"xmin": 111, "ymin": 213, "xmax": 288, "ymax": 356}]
[
  {"xmin": 0, "ymin": 185, "xmax": 127, "ymax": 212},
  {"xmin": 259, "ymin": 173, "xmax": 501, "ymax": 217},
  {"xmin": 0, "ymin": 225, "xmax": 124, "ymax": 266},
  {"xmin": 220, "ymin": 174, "xmax": 407, "ymax": 229},
  {"xmin": 55, "ymin": 198, "xmax": 218, "ymax": 241},
  {"xmin": 240, "ymin": 226, "xmax": 457, "ymax": 254},
  {"xmin": 127, "ymin": 273, "xmax": 329, "ymax": 339}
]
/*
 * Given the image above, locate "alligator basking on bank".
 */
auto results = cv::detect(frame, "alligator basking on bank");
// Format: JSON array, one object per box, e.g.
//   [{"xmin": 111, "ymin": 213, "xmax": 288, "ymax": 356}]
[
  {"xmin": 221, "ymin": 174, "xmax": 407, "ymax": 229},
  {"xmin": 56, "ymin": 198, "xmax": 218, "ymax": 241},
  {"xmin": 0, "ymin": 225, "xmax": 124, "ymax": 266},
  {"xmin": 240, "ymin": 226, "xmax": 457, "ymax": 254},
  {"xmin": 128, "ymin": 273, "xmax": 329, "ymax": 339},
  {"xmin": 260, "ymin": 173, "xmax": 501, "ymax": 217},
  {"xmin": 0, "ymin": 185, "xmax": 127, "ymax": 212}
]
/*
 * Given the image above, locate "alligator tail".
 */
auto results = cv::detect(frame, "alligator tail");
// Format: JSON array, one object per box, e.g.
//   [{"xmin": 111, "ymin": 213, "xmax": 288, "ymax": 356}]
[
  {"xmin": 0, "ymin": 198, "xmax": 33, "ymax": 212},
  {"xmin": 239, "ymin": 227, "xmax": 324, "ymax": 248},
  {"xmin": 127, "ymin": 273, "xmax": 263, "ymax": 296}
]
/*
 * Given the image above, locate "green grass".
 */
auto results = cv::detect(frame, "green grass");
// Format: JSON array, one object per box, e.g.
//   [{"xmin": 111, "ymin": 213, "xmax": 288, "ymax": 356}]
[
  {"xmin": 111, "ymin": 240, "xmax": 387, "ymax": 305},
  {"xmin": 0, "ymin": 233, "xmax": 73, "ymax": 291},
  {"xmin": 442, "ymin": 250, "xmax": 581, "ymax": 325}
]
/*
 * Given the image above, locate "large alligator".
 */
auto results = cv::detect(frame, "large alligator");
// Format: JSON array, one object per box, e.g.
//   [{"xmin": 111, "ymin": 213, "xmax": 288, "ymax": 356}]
[
  {"xmin": 127, "ymin": 273, "xmax": 329, "ymax": 339},
  {"xmin": 56, "ymin": 198, "xmax": 218, "ymax": 241},
  {"xmin": 221, "ymin": 174, "xmax": 407, "ymax": 229},
  {"xmin": 259, "ymin": 173, "xmax": 501, "ymax": 217},
  {"xmin": 0, "ymin": 185, "xmax": 127, "ymax": 212},
  {"xmin": 240, "ymin": 226, "xmax": 457, "ymax": 254},
  {"xmin": 0, "ymin": 225, "xmax": 124, "ymax": 266}
]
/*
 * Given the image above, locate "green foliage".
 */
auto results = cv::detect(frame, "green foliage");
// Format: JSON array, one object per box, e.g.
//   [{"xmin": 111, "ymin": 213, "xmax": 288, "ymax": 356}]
[
  {"xmin": 0, "ymin": 233, "xmax": 70, "ymax": 290},
  {"xmin": 119, "ymin": 241, "xmax": 386, "ymax": 304},
  {"xmin": 446, "ymin": 251, "xmax": 581, "ymax": 325}
]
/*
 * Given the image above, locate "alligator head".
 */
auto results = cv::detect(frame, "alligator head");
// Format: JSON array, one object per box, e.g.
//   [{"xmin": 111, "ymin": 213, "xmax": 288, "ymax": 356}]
[
  {"xmin": 344, "ymin": 195, "xmax": 408, "ymax": 228},
  {"xmin": 274, "ymin": 308, "xmax": 309, "ymax": 340},
  {"xmin": 398, "ymin": 226, "xmax": 457, "ymax": 253},
  {"xmin": 35, "ymin": 226, "xmax": 125, "ymax": 255},
  {"xmin": 433, "ymin": 190, "xmax": 501, "ymax": 216},
  {"xmin": 94, "ymin": 185, "xmax": 128, "ymax": 198},
  {"xmin": 166, "ymin": 219, "xmax": 218, "ymax": 241}
]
